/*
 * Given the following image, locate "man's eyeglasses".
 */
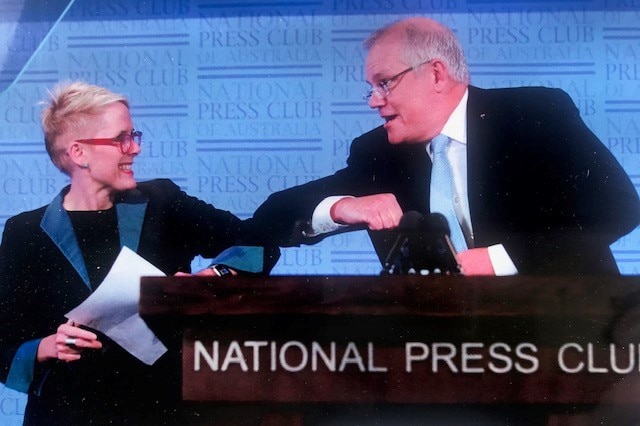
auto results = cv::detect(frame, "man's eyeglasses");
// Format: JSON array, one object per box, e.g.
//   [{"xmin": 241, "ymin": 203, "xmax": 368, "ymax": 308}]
[
  {"xmin": 76, "ymin": 130, "xmax": 142, "ymax": 155},
  {"xmin": 363, "ymin": 59, "xmax": 433, "ymax": 101}
]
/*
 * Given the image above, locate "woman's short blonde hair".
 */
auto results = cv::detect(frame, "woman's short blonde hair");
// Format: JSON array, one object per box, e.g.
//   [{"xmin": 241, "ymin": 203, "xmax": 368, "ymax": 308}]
[{"xmin": 41, "ymin": 81, "xmax": 129, "ymax": 175}]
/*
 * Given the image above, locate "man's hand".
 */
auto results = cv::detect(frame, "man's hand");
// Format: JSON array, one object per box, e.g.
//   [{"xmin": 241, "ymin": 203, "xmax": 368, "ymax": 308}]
[
  {"xmin": 456, "ymin": 248, "xmax": 495, "ymax": 276},
  {"xmin": 330, "ymin": 193, "xmax": 403, "ymax": 230}
]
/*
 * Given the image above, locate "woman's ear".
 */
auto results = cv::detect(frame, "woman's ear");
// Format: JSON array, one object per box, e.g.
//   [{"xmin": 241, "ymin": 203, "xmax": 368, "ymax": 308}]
[{"xmin": 67, "ymin": 142, "xmax": 88, "ymax": 169}]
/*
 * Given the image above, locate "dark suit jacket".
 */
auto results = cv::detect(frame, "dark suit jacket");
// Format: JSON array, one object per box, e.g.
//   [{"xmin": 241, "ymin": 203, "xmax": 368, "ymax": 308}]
[
  {"xmin": 0, "ymin": 179, "xmax": 278, "ymax": 425},
  {"xmin": 253, "ymin": 86, "xmax": 640, "ymax": 275}
]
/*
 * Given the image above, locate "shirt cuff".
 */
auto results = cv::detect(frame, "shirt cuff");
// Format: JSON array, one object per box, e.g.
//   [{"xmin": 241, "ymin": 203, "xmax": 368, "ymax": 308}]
[
  {"xmin": 210, "ymin": 246, "xmax": 265, "ymax": 274},
  {"xmin": 487, "ymin": 244, "xmax": 519, "ymax": 276},
  {"xmin": 6, "ymin": 338, "xmax": 40, "ymax": 393},
  {"xmin": 309, "ymin": 196, "xmax": 353, "ymax": 236}
]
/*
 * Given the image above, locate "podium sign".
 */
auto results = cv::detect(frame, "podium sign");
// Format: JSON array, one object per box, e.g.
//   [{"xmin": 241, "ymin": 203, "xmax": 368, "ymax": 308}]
[{"xmin": 140, "ymin": 276, "xmax": 640, "ymax": 417}]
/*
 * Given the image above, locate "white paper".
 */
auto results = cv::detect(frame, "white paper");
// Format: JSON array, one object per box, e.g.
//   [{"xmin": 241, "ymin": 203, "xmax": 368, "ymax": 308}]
[{"xmin": 66, "ymin": 246, "xmax": 168, "ymax": 365}]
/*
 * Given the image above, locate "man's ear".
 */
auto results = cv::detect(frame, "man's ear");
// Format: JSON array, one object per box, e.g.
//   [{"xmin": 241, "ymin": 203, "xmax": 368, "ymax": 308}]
[{"xmin": 431, "ymin": 60, "xmax": 450, "ymax": 92}]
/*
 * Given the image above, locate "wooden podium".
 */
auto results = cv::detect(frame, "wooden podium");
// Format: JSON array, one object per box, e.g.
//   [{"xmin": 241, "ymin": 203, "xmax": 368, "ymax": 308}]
[{"xmin": 140, "ymin": 275, "xmax": 640, "ymax": 425}]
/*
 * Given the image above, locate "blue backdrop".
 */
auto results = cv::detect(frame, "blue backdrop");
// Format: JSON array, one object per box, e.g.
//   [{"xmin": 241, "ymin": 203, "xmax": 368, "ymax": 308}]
[{"xmin": 1, "ymin": 0, "xmax": 639, "ymax": 422}]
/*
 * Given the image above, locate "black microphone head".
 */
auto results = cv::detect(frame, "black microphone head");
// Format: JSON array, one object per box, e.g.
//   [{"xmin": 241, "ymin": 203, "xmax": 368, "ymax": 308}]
[
  {"xmin": 425, "ymin": 212, "xmax": 451, "ymax": 236},
  {"xmin": 398, "ymin": 210, "xmax": 425, "ymax": 231}
]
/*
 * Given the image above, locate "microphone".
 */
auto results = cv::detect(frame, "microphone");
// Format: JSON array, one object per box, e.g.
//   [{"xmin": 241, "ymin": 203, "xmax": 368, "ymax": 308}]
[
  {"xmin": 382, "ymin": 211, "xmax": 425, "ymax": 274},
  {"xmin": 381, "ymin": 211, "xmax": 461, "ymax": 275},
  {"xmin": 421, "ymin": 212, "xmax": 460, "ymax": 274},
  {"xmin": 398, "ymin": 210, "xmax": 426, "ymax": 230},
  {"xmin": 424, "ymin": 212, "xmax": 450, "ymax": 235}
]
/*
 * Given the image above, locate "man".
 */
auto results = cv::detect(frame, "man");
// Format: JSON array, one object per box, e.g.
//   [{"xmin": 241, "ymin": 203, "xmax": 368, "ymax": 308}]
[{"xmin": 252, "ymin": 17, "xmax": 640, "ymax": 275}]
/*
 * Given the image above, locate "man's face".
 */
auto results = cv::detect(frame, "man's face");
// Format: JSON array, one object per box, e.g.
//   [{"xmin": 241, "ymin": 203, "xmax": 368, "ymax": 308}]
[{"xmin": 364, "ymin": 35, "xmax": 440, "ymax": 144}]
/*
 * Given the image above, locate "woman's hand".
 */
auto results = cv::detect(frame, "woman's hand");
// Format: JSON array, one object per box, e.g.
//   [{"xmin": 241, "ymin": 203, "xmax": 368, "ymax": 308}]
[{"xmin": 37, "ymin": 320, "xmax": 103, "ymax": 362}]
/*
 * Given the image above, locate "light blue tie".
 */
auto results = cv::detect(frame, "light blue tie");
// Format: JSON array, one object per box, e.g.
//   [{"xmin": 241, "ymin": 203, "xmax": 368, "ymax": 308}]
[{"xmin": 429, "ymin": 134, "xmax": 468, "ymax": 252}]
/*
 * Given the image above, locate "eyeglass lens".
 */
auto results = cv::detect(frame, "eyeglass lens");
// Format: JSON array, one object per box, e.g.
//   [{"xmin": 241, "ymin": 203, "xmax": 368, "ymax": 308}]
[{"xmin": 121, "ymin": 131, "xmax": 142, "ymax": 153}]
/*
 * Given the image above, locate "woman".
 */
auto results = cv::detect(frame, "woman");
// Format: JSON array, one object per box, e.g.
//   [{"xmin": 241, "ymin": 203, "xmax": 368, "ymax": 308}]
[{"xmin": 0, "ymin": 81, "xmax": 278, "ymax": 425}]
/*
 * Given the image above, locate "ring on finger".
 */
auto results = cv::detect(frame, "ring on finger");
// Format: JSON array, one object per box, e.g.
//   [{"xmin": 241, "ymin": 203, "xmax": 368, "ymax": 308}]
[{"xmin": 65, "ymin": 337, "xmax": 77, "ymax": 347}]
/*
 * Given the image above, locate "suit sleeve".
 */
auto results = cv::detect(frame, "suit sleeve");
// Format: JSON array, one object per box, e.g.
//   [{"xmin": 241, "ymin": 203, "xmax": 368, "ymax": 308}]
[
  {"xmin": 251, "ymin": 131, "xmax": 387, "ymax": 247},
  {"xmin": 143, "ymin": 179, "xmax": 280, "ymax": 274},
  {"xmin": 0, "ymin": 218, "xmax": 42, "ymax": 391}
]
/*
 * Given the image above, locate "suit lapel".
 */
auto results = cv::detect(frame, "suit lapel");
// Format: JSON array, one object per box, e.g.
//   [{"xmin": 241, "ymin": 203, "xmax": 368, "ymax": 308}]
[
  {"xmin": 466, "ymin": 86, "xmax": 495, "ymax": 243},
  {"xmin": 401, "ymin": 143, "xmax": 431, "ymax": 214},
  {"xmin": 40, "ymin": 187, "xmax": 91, "ymax": 288},
  {"xmin": 40, "ymin": 187, "xmax": 149, "ymax": 289},
  {"xmin": 115, "ymin": 191, "xmax": 147, "ymax": 253}
]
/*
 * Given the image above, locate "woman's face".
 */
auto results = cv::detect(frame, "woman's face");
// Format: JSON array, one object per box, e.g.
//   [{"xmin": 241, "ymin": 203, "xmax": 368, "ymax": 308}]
[{"xmin": 76, "ymin": 102, "xmax": 140, "ymax": 194}]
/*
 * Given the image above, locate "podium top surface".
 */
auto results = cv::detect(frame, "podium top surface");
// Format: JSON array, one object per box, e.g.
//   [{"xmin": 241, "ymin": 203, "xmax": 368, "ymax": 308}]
[{"xmin": 139, "ymin": 275, "xmax": 640, "ymax": 318}]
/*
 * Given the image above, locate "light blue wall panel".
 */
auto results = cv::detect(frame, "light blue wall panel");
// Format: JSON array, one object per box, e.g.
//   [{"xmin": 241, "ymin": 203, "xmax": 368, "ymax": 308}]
[{"xmin": 0, "ymin": 1, "xmax": 638, "ymax": 421}]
